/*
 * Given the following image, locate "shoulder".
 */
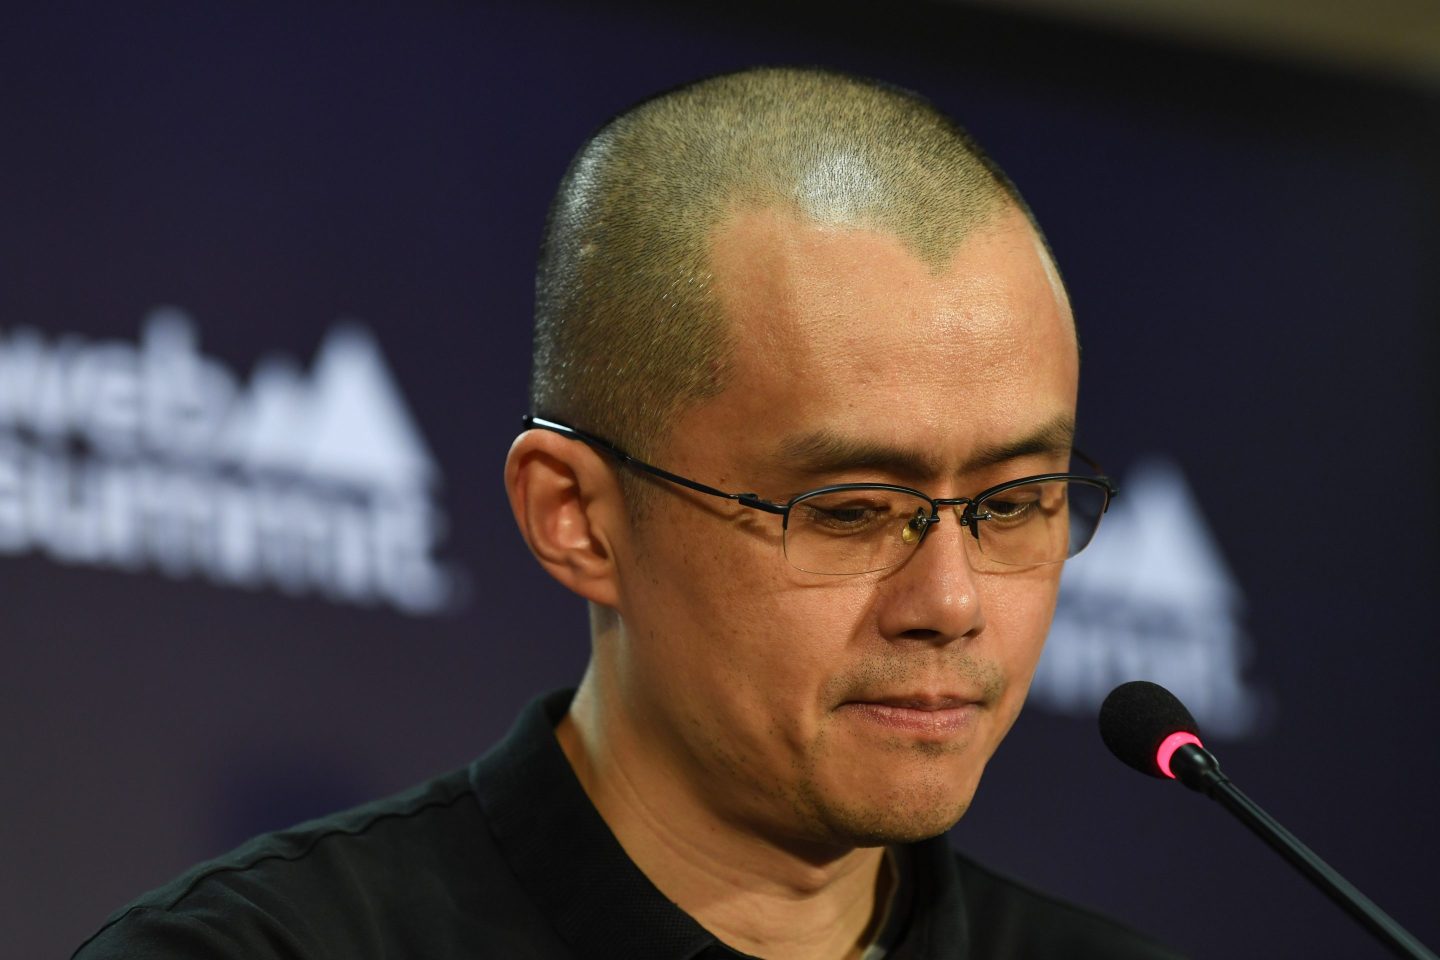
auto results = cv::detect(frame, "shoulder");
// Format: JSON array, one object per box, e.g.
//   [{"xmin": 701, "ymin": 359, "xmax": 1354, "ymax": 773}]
[
  {"xmin": 72, "ymin": 766, "xmax": 530, "ymax": 960},
  {"xmin": 952, "ymin": 851, "xmax": 1186, "ymax": 960}
]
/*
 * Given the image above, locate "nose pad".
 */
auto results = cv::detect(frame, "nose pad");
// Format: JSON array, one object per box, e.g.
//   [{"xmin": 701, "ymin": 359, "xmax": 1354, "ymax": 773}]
[
  {"xmin": 901, "ymin": 509, "xmax": 928, "ymax": 545},
  {"xmin": 952, "ymin": 503, "xmax": 988, "ymax": 546}
]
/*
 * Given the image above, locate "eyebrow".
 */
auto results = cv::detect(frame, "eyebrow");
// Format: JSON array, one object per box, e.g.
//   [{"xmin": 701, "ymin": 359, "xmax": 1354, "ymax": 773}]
[
  {"xmin": 773, "ymin": 414, "xmax": 1076, "ymax": 482},
  {"xmin": 964, "ymin": 414, "xmax": 1076, "ymax": 471}
]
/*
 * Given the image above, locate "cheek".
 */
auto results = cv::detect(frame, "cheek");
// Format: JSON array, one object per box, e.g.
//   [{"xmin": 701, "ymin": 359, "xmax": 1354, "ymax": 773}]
[
  {"xmin": 627, "ymin": 524, "xmax": 874, "ymax": 736},
  {"xmin": 984, "ymin": 568, "xmax": 1063, "ymax": 692},
  {"xmin": 738, "ymin": 583, "xmax": 875, "ymax": 712},
  {"xmin": 698, "ymin": 579, "xmax": 874, "ymax": 722}
]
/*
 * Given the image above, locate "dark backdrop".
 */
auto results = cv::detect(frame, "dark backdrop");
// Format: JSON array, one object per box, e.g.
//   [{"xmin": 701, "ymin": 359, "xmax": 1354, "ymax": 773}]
[{"xmin": 5, "ymin": 2, "xmax": 1438, "ymax": 958}]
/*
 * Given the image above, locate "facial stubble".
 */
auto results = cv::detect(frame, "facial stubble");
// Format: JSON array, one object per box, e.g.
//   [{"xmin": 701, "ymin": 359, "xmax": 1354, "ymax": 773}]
[{"xmin": 784, "ymin": 651, "xmax": 1009, "ymax": 848}]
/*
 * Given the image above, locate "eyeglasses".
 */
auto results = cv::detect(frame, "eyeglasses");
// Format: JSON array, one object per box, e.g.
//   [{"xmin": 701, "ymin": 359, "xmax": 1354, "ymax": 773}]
[{"xmin": 522, "ymin": 415, "xmax": 1117, "ymax": 576}]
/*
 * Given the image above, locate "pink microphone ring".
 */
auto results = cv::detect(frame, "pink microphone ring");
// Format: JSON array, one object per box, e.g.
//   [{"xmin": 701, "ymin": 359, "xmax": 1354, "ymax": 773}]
[{"xmin": 1156, "ymin": 731, "xmax": 1203, "ymax": 779}]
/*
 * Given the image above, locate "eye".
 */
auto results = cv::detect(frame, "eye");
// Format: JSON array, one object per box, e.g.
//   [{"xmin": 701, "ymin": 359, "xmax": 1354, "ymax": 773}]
[
  {"xmin": 798, "ymin": 500, "xmax": 892, "ymax": 532},
  {"xmin": 982, "ymin": 495, "xmax": 1040, "ymax": 526},
  {"xmin": 792, "ymin": 488, "xmax": 929, "ymax": 538}
]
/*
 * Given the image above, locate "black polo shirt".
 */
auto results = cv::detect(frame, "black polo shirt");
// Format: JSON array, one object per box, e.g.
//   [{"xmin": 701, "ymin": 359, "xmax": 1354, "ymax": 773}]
[{"xmin": 74, "ymin": 690, "xmax": 1183, "ymax": 959}]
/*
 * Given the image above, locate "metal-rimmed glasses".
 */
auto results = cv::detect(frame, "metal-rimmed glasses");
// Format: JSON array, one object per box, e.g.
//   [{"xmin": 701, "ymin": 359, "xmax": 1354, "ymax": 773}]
[{"xmin": 523, "ymin": 414, "xmax": 1117, "ymax": 576}]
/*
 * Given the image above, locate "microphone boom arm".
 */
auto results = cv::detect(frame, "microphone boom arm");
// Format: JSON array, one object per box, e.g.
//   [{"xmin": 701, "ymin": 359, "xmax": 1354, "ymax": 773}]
[{"xmin": 1172, "ymin": 743, "xmax": 1438, "ymax": 960}]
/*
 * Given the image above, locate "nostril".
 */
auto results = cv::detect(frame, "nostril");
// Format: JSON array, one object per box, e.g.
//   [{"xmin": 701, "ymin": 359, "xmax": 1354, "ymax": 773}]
[{"xmin": 898, "ymin": 628, "xmax": 946, "ymax": 643}]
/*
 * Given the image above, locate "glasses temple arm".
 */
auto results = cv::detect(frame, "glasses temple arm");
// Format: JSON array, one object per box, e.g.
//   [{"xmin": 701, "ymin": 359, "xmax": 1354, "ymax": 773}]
[
  {"xmin": 1072, "ymin": 446, "xmax": 1119, "ymax": 498},
  {"xmin": 522, "ymin": 415, "xmax": 788, "ymax": 515}
]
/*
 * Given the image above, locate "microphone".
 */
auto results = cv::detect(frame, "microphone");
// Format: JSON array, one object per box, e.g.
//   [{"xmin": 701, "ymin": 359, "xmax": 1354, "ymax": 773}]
[{"xmin": 1099, "ymin": 681, "xmax": 1438, "ymax": 960}]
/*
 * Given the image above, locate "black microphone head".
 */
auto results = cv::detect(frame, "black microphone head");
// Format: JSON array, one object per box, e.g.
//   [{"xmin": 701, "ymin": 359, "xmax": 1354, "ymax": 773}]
[{"xmin": 1099, "ymin": 681, "xmax": 1202, "ymax": 779}]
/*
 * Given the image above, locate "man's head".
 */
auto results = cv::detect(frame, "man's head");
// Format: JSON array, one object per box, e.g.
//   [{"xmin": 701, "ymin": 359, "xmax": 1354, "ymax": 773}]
[
  {"xmin": 509, "ymin": 67, "xmax": 1078, "ymax": 854},
  {"xmin": 530, "ymin": 66, "xmax": 1047, "ymax": 466}
]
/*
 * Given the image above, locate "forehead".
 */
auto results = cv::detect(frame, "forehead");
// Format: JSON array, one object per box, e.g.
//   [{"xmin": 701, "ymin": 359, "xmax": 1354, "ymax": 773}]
[{"xmin": 694, "ymin": 204, "xmax": 1078, "ymax": 478}]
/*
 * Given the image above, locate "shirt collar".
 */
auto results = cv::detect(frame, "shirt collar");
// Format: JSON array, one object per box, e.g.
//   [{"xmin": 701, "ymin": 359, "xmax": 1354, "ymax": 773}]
[{"xmin": 470, "ymin": 689, "xmax": 968, "ymax": 959}]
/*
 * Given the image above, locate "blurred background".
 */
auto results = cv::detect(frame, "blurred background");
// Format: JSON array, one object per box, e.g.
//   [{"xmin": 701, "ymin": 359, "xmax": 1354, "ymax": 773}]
[{"xmin": 5, "ymin": 1, "xmax": 1438, "ymax": 957}]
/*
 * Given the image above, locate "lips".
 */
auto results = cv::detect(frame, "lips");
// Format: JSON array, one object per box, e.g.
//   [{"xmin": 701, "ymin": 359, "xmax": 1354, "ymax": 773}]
[
  {"xmin": 838, "ymin": 694, "xmax": 982, "ymax": 735},
  {"xmin": 863, "ymin": 695, "xmax": 972, "ymax": 711}
]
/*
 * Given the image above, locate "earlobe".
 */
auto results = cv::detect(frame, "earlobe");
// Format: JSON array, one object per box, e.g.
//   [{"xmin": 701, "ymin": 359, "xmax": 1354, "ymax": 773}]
[{"xmin": 505, "ymin": 430, "xmax": 623, "ymax": 609}]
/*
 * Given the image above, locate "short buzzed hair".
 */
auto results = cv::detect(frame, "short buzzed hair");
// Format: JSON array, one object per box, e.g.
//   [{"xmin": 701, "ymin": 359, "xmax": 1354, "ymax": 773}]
[{"xmin": 530, "ymin": 66, "xmax": 1041, "ymax": 464}]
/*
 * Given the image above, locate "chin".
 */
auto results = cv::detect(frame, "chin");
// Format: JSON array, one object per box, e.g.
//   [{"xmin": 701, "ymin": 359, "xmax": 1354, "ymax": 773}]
[
  {"xmin": 830, "ymin": 797, "xmax": 972, "ymax": 847},
  {"xmin": 799, "ymin": 772, "xmax": 979, "ymax": 848}
]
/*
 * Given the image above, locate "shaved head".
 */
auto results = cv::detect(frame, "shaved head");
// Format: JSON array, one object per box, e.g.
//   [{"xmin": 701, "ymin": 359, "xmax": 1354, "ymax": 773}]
[{"xmin": 530, "ymin": 66, "xmax": 1047, "ymax": 468}]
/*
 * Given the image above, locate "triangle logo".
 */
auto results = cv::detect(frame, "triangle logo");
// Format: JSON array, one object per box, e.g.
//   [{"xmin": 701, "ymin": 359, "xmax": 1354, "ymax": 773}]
[
  {"xmin": 297, "ymin": 325, "xmax": 437, "ymax": 492},
  {"xmin": 221, "ymin": 325, "xmax": 437, "ymax": 492},
  {"xmin": 1033, "ymin": 457, "xmax": 1263, "ymax": 738}
]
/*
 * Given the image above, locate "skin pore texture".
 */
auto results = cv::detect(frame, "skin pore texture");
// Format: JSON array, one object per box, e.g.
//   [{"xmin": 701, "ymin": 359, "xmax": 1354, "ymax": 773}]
[{"xmin": 505, "ymin": 202, "xmax": 1078, "ymax": 960}]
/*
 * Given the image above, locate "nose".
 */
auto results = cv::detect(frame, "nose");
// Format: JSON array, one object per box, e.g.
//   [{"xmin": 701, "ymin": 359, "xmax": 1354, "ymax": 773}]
[{"xmin": 875, "ymin": 511, "xmax": 987, "ymax": 645}]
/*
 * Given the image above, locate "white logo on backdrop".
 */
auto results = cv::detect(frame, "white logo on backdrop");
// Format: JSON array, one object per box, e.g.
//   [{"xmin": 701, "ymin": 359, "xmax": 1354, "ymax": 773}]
[
  {"xmin": 0, "ymin": 307, "xmax": 459, "ymax": 614},
  {"xmin": 1031, "ymin": 458, "xmax": 1261, "ymax": 738}
]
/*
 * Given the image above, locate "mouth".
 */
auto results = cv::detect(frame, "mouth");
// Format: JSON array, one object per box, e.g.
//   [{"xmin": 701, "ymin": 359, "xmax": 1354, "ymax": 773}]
[{"xmin": 836, "ymin": 694, "xmax": 983, "ymax": 736}]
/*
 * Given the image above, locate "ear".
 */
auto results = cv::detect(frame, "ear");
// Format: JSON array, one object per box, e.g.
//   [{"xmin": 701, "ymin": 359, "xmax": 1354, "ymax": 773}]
[{"xmin": 505, "ymin": 428, "xmax": 625, "ymax": 609}]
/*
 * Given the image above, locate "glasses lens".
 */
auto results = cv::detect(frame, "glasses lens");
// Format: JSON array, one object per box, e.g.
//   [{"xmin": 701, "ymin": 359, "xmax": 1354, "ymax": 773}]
[
  {"xmin": 972, "ymin": 479, "xmax": 1109, "ymax": 566},
  {"xmin": 784, "ymin": 487, "xmax": 933, "ymax": 575}
]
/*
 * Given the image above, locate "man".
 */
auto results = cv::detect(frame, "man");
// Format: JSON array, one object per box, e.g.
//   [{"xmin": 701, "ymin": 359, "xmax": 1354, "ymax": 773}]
[{"xmin": 75, "ymin": 68, "xmax": 1180, "ymax": 959}]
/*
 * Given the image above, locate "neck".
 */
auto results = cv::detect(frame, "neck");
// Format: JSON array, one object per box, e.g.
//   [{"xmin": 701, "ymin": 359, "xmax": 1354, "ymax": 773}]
[{"xmin": 557, "ymin": 665, "xmax": 891, "ymax": 960}]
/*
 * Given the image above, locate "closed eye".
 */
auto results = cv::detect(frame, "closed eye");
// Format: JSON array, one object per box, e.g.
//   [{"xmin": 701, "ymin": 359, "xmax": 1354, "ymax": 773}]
[
  {"xmin": 798, "ymin": 501, "xmax": 893, "ymax": 533},
  {"xmin": 983, "ymin": 496, "xmax": 1040, "ymax": 526}
]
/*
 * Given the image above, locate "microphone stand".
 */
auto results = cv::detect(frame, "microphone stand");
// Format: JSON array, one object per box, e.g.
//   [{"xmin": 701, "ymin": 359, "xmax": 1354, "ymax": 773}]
[{"xmin": 1173, "ymin": 743, "xmax": 1438, "ymax": 960}]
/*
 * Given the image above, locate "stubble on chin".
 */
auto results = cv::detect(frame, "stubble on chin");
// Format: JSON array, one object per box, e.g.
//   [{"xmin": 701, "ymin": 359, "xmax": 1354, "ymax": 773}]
[
  {"xmin": 780, "ymin": 654, "xmax": 1014, "ymax": 848},
  {"xmin": 785, "ymin": 724, "xmax": 981, "ymax": 849}
]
